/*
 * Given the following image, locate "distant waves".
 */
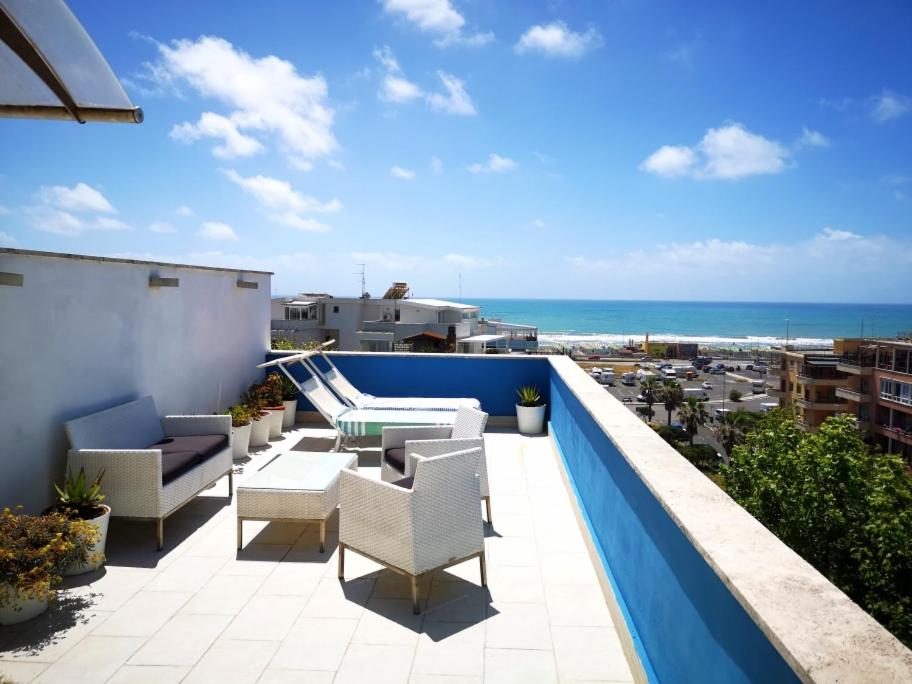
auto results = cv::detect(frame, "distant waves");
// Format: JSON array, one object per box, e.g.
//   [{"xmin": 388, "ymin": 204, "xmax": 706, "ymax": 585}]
[{"xmin": 537, "ymin": 332, "xmax": 833, "ymax": 349}]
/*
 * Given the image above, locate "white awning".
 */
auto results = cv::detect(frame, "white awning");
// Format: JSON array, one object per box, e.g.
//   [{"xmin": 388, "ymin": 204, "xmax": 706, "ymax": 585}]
[
  {"xmin": 0, "ymin": 0, "xmax": 142, "ymax": 123},
  {"xmin": 460, "ymin": 334, "xmax": 506, "ymax": 343}
]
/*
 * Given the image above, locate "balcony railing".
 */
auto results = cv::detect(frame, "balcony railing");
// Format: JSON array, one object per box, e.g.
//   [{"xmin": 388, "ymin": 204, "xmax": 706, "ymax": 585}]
[
  {"xmin": 876, "ymin": 423, "xmax": 912, "ymax": 446},
  {"xmin": 795, "ymin": 374, "xmax": 844, "ymax": 386},
  {"xmin": 795, "ymin": 397, "xmax": 847, "ymax": 411},
  {"xmin": 267, "ymin": 350, "xmax": 912, "ymax": 682},
  {"xmin": 835, "ymin": 386, "xmax": 870, "ymax": 402}
]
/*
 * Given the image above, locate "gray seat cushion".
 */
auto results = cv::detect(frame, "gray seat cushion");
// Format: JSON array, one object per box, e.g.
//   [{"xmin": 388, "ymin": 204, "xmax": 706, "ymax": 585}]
[
  {"xmin": 391, "ymin": 475, "xmax": 414, "ymax": 490},
  {"xmin": 151, "ymin": 435, "xmax": 229, "ymax": 485},
  {"xmin": 384, "ymin": 447, "xmax": 405, "ymax": 474}
]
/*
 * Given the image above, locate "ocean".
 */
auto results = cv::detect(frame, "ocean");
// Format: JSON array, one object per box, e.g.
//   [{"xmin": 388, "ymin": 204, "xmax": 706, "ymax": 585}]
[{"xmin": 470, "ymin": 299, "xmax": 912, "ymax": 349}]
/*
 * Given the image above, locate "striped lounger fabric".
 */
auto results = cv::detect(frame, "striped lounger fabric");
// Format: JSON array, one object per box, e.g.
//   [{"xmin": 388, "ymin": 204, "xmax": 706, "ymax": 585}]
[{"xmin": 334, "ymin": 407, "xmax": 457, "ymax": 437}]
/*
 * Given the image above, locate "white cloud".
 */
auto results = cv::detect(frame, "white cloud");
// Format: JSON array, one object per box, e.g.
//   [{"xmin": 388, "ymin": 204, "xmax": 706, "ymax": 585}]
[
  {"xmin": 380, "ymin": 0, "xmax": 492, "ymax": 48},
  {"xmin": 374, "ymin": 46, "xmax": 424, "ymax": 103},
  {"xmin": 870, "ymin": 90, "xmax": 911, "ymax": 124},
  {"xmin": 796, "ymin": 127, "xmax": 829, "ymax": 148},
  {"xmin": 467, "ymin": 153, "xmax": 517, "ymax": 174},
  {"xmin": 28, "ymin": 182, "xmax": 127, "ymax": 236},
  {"xmin": 819, "ymin": 227, "xmax": 860, "ymax": 241},
  {"xmin": 382, "ymin": 75, "xmax": 424, "ymax": 103},
  {"xmin": 221, "ymin": 169, "xmax": 340, "ymax": 232},
  {"xmin": 176, "ymin": 205, "xmax": 194, "ymax": 216},
  {"xmin": 328, "ymin": 159, "xmax": 346, "ymax": 171},
  {"xmin": 0, "ymin": 231, "xmax": 18, "ymax": 245},
  {"xmin": 148, "ymin": 36, "xmax": 336, "ymax": 167},
  {"xmin": 533, "ymin": 218, "xmax": 548, "ymax": 228},
  {"xmin": 640, "ymin": 123, "xmax": 788, "ymax": 180},
  {"xmin": 351, "ymin": 250, "xmax": 424, "ymax": 270},
  {"xmin": 638, "ymin": 145, "xmax": 697, "ymax": 178},
  {"xmin": 170, "ymin": 112, "xmax": 264, "ymax": 158},
  {"xmin": 198, "ymin": 221, "xmax": 238, "ymax": 241},
  {"xmin": 515, "ymin": 22, "xmax": 602, "ymax": 59},
  {"xmin": 94, "ymin": 216, "xmax": 130, "ymax": 231},
  {"xmin": 565, "ymin": 230, "xmax": 912, "ymax": 301},
  {"xmin": 430, "ymin": 156, "xmax": 443, "ymax": 174},
  {"xmin": 390, "ymin": 165, "xmax": 416, "ymax": 180},
  {"xmin": 0, "ymin": 205, "xmax": 10, "ymax": 215},
  {"xmin": 39, "ymin": 182, "xmax": 115, "ymax": 213},
  {"xmin": 150, "ymin": 222, "xmax": 176, "ymax": 233},
  {"xmin": 426, "ymin": 71, "xmax": 476, "ymax": 115},
  {"xmin": 442, "ymin": 253, "xmax": 504, "ymax": 269}
]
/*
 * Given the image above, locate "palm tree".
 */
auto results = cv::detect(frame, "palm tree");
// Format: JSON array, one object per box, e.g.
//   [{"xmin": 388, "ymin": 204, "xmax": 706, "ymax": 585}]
[
  {"xmin": 661, "ymin": 379, "xmax": 684, "ymax": 425},
  {"xmin": 678, "ymin": 396, "xmax": 708, "ymax": 445},
  {"xmin": 713, "ymin": 410, "xmax": 760, "ymax": 456},
  {"xmin": 640, "ymin": 377, "xmax": 660, "ymax": 421}
]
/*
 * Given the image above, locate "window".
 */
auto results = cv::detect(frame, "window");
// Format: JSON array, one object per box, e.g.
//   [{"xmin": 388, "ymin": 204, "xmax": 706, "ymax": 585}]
[
  {"xmin": 859, "ymin": 404, "xmax": 870, "ymax": 421},
  {"xmin": 437, "ymin": 311, "xmax": 445, "ymax": 324},
  {"xmin": 333, "ymin": 305, "xmax": 340, "ymax": 314}
]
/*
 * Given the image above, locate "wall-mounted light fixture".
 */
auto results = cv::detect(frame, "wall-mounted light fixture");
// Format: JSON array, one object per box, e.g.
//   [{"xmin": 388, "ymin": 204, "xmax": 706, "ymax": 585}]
[
  {"xmin": 149, "ymin": 275, "xmax": 179, "ymax": 288},
  {"xmin": 0, "ymin": 272, "xmax": 24, "ymax": 287}
]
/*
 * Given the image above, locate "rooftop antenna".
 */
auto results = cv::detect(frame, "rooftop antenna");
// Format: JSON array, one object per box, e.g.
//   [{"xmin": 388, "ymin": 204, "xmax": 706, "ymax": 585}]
[{"xmin": 355, "ymin": 263, "xmax": 366, "ymax": 298}]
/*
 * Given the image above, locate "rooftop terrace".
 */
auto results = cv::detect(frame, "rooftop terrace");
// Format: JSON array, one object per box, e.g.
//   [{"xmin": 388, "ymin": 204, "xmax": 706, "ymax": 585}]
[{"xmin": 1, "ymin": 426, "xmax": 635, "ymax": 684}]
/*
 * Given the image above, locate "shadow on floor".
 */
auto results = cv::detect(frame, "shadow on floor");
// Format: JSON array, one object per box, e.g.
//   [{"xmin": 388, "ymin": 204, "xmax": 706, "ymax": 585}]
[{"xmin": 0, "ymin": 592, "xmax": 98, "ymax": 656}]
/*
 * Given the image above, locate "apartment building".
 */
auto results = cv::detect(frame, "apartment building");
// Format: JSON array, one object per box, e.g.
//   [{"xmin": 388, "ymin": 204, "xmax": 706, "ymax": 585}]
[
  {"xmin": 271, "ymin": 282, "xmax": 538, "ymax": 353},
  {"xmin": 835, "ymin": 337, "xmax": 912, "ymax": 459},
  {"xmin": 767, "ymin": 350, "xmax": 849, "ymax": 430}
]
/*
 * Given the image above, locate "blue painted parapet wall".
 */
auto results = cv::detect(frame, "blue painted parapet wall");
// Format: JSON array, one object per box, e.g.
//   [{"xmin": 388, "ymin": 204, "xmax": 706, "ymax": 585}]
[
  {"xmin": 549, "ymin": 368, "xmax": 798, "ymax": 684},
  {"xmin": 264, "ymin": 351, "xmax": 551, "ymax": 417}
]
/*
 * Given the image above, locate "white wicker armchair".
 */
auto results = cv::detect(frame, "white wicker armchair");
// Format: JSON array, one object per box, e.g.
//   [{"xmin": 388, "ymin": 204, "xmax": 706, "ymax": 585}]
[
  {"xmin": 64, "ymin": 397, "xmax": 233, "ymax": 550},
  {"xmin": 380, "ymin": 405, "xmax": 491, "ymax": 521},
  {"xmin": 338, "ymin": 446, "xmax": 486, "ymax": 614}
]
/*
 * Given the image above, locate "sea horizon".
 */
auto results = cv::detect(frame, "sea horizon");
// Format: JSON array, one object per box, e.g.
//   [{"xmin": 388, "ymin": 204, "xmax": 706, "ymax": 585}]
[{"xmin": 458, "ymin": 298, "xmax": 912, "ymax": 349}]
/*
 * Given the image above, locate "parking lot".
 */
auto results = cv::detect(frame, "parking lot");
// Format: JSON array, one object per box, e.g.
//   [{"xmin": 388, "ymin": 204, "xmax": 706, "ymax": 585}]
[{"xmin": 586, "ymin": 362, "xmax": 776, "ymax": 454}]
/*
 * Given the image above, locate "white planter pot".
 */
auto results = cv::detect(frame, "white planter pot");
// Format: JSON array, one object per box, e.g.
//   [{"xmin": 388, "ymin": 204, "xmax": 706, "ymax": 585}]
[
  {"xmin": 265, "ymin": 407, "xmax": 284, "ymax": 439},
  {"xmin": 64, "ymin": 505, "xmax": 111, "ymax": 576},
  {"xmin": 0, "ymin": 583, "xmax": 49, "ymax": 625},
  {"xmin": 249, "ymin": 412, "xmax": 271, "ymax": 447},
  {"xmin": 282, "ymin": 399, "xmax": 298, "ymax": 429},
  {"xmin": 516, "ymin": 404, "xmax": 546, "ymax": 435},
  {"xmin": 231, "ymin": 423, "xmax": 251, "ymax": 460}
]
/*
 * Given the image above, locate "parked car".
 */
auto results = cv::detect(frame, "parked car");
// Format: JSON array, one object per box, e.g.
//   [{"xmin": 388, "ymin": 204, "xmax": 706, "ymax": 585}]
[
  {"xmin": 636, "ymin": 394, "xmax": 646, "ymax": 403},
  {"xmin": 709, "ymin": 367, "xmax": 726, "ymax": 375},
  {"xmin": 702, "ymin": 381, "xmax": 714, "ymax": 390}
]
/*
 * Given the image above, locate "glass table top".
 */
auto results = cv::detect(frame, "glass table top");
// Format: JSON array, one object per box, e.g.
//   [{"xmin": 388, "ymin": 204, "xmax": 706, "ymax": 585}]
[{"xmin": 239, "ymin": 451, "xmax": 356, "ymax": 492}]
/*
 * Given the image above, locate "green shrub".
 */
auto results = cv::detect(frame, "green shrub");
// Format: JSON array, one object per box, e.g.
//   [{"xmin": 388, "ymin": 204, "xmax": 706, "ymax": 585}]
[
  {"xmin": 722, "ymin": 411, "xmax": 912, "ymax": 646},
  {"xmin": 676, "ymin": 444, "xmax": 720, "ymax": 472},
  {"xmin": 653, "ymin": 423, "xmax": 687, "ymax": 445},
  {"xmin": 729, "ymin": 389, "xmax": 742, "ymax": 402}
]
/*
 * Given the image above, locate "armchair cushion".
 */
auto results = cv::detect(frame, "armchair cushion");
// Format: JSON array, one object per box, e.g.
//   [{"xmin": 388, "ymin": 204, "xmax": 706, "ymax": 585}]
[
  {"xmin": 390, "ymin": 475, "xmax": 414, "ymax": 490},
  {"xmin": 65, "ymin": 396, "xmax": 164, "ymax": 450},
  {"xmin": 151, "ymin": 434, "xmax": 229, "ymax": 485},
  {"xmin": 384, "ymin": 447, "xmax": 406, "ymax": 474}
]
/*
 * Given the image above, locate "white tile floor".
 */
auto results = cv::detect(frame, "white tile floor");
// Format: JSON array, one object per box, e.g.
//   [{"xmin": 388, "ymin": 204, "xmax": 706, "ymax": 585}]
[{"xmin": 0, "ymin": 426, "xmax": 636, "ymax": 684}]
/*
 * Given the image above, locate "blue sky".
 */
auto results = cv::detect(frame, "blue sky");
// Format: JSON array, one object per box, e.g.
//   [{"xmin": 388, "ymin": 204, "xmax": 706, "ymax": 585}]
[{"xmin": 1, "ymin": 0, "xmax": 910, "ymax": 302}]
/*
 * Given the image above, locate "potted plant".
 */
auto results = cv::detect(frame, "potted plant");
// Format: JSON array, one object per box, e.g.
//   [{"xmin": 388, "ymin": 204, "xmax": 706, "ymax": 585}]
[
  {"xmin": 45, "ymin": 468, "xmax": 110, "ymax": 576},
  {"xmin": 245, "ymin": 388, "xmax": 271, "ymax": 448},
  {"xmin": 0, "ymin": 508, "xmax": 97, "ymax": 625},
  {"xmin": 226, "ymin": 404, "xmax": 252, "ymax": 460},
  {"xmin": 260, "ymin": 373, "xmax": 286, "ymax": 440},
  {"xmin": 516, "ymin": 385, "xmax": 546, "ymax": 435},
  {"xmin": 280, "ymin": 375, "xmax": 299, "ymax": 430}
]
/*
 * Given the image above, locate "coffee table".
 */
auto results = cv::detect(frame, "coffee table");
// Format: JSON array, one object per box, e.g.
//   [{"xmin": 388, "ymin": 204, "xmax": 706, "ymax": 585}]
[{"xmin": 237, "ymin": 451, "xmax": 357, "ymax": 552}]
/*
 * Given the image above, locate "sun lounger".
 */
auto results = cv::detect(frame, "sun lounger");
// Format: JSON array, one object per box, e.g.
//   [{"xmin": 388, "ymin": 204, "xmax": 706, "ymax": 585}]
[
  {"xmin": 258, "ymin": 353, "xmax": 468, "ymax": 449},
  {"xmin": 261, "ymin": 343, "xmax": 481, "ymax": 412}
]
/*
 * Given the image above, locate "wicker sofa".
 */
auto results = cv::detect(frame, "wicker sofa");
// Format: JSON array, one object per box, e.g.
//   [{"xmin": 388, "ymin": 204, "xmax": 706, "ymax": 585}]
[{"xmin": 64, "ymin": 396, "xmax": 233, "ymax": 550}]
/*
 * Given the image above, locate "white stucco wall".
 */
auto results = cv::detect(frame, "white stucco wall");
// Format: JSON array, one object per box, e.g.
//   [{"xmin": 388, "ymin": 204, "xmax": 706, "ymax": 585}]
[{"xmin": 0, "ymin": 250, "xmax": 271, "ymax": 512}]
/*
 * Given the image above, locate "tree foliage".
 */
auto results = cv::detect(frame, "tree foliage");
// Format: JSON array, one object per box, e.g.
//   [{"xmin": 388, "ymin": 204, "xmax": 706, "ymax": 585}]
[
  {"xmin": 662, "ymin": 380, "xmax": 684, "ymax": 425},
  {"xmin": 722, "ymin": 411, "xmax": 912, "ymax": 646}
]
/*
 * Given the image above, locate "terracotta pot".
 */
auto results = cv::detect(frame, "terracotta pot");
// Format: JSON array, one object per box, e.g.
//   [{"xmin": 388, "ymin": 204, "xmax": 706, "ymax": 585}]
[
  {"xmin": 231, "ymin": 422, "xmax": 251, "ymax": 460},
  {"xmin": 249, "ymin": 412, "xmax": 271, "ymax": 447},
  {"xmin": 265, "ymin": 406, "xmax": 284, "ymax": 439},
  {"xmin": 0, "ymin": 583, "xmax": 49, "ymax": 625},
  {"xmin": 62, "ymin": 504, "xmax": 111, "ymax": 576},
  {"xmin": 282, "ymin": 399, "xmax": 298, "ymax": 429}
]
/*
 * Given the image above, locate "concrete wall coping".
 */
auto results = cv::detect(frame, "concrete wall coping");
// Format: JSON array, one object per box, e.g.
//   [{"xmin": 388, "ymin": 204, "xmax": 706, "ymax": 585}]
[
  {"xmin": 547, "ymin": 354, "xmax": 912, "ymax": 683},
  {"xmin": 0, "ymin": 248, "xmax": 273, "ymax": 276}
]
